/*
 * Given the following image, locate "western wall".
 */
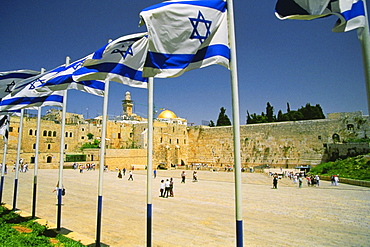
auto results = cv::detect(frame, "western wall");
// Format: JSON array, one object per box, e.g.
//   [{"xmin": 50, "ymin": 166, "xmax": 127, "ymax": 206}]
[{"xmin": 0, "ymin": 92, "xmax": 369, "ymax": 171}]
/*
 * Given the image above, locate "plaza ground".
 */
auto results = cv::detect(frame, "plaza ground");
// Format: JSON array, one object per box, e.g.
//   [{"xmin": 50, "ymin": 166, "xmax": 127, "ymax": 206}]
[{"xmin": 1, "ymin": 168, "xmax": 370, "ymax": 246}]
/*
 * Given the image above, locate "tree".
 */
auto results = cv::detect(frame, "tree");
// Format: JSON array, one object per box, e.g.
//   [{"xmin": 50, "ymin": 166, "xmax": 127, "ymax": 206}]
[
  {"xmin": 209, "ymin": 120, "xmax": 215, "ymax": 127},
  {"xmin": 266, "ymin": 102, "xmax": 275, "ymax": 122},
  {"xmin": 87, "ymin": 133, "xmax": 94, "ymax": 140},
  {"xmin": 216, "ymin": 107, "xmax": 231, "ymax": 126}
]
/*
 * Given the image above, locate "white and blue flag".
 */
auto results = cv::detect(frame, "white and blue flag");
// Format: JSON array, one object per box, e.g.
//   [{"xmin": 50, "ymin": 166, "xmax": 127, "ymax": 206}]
[
  {"xmin": 275, "ymin": 0, "xmax": 366, "ymax": 32},
  {"xmin": 73, "ymin": 32, "xmax": 148, "ymax": 89},
  {"xmin": 0, "ymin": 115, "xmax": 9, "ymax": 141},
  {"xmin": 0, "ymin": 70, "xmax": 40, "ymax": 98},
  {"xmin": 36, "ymin": 56, "xmax": 105, "ymax": 96},
  {"xmin": 0, "ymin": 68, "xmax": 65, "ymax": 111},
  {"xmin": 139, "ymin": 0, "xmax": 230, "ymax": 78}
]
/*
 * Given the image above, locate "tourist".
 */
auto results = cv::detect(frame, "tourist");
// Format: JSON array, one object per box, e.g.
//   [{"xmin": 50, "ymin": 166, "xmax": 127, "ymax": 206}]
[
  {"xmin": 123, "ymin": 167, "xmax": 126, "ymax": 176},
  {"xmin": 314, "ymin": 175, "xmax": 320, "ymax": 187},
  {"xmin": 181, "ymin": 171, "xmax": 186, "ymax": 183},
  {"xmin": 128, "ymin": 170, "xmax": 134, "ymax": 181},
  {"xmin": 153, "ymin": 169, "xmax": 157, "ymax": 179},
  {"xmin": 169, "ymin": 178, "xmax": 174, "ymax": 197},
  {"xmin": 272, "ymin": 174, "xmax": 278, "ymax": 189},
  {"xmin": 298, "ymin": 176, "xmax": 303, "ymax": 188},
  {"xmin": 117, "ymin": 169, "xmax": 122, "ymax": 179},
  {"xmin": 159, "ymin": 180, "xmax": 165, "ymax": 197},
  {"xmin": 164, "ymin": 179, "xmax": 170, "ymax": 198},
  {"xmin": 193, "ymin": 171, "xmax": 198, "ymax": 182},
  {"xmin": 334, "ymin": 175, "xmax": 339, "ymax": 186}
]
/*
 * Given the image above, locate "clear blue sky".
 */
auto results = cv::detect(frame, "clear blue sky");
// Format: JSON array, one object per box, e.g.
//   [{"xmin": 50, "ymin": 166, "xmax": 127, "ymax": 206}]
[{"xmin": 1, "ymin": 1, "xmax": 369, "ymax": 125}]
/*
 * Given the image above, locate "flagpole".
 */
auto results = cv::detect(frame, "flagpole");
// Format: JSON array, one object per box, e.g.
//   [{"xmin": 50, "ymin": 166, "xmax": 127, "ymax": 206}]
[
  {"xmin": 0, "ymin": 114, "xmax": 10, "ymax": 204},
  {"xmin": 95, "ymin": 79, "xmax": 110, "ymax": 247},
  {"xmin": 12, "ymin": 109, "xmax": 24, "ymax": 211},
  {"xmin": 226, "ymin": 0, "xmax": 243, "ymax": 246},
  {"xmin": 32, "ymin": 68, "xmax": 45, "ymax": 218},
  {"xmin": 57, "ymin": 57, "xmax": 70, "ymax": 231},
  {"xmin": 146, "ymin": 77, "xmax": 154, "ymax": 247},
  {"xmin": 358, "ymin": 0, "xmax": 370, "ymax": 115}
]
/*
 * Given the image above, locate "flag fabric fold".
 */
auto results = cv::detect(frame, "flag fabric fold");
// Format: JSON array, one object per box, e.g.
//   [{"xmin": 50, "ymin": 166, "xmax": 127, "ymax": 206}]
[
  {"xmin": 0, "ymin": 70, "xmax": 41, "ymax": 98},
  {"xmin": 275, "ymin": 0, "xmax": 366, "ymax": 32},
  {"xmin": 0, "ymin": 115, "xmax": 9, "ymax": 141},
  {"xmin": 35, "ymin": 57, "xmax": 105, "ymax": 96},
  {"xmin": 0, "ymin": 69, "xmax": 65, "ymax": 112},
  {"xmin": 139, "ymin": 0, "xmax": 230, "ymax": 78},
  {"xmin": 72, "ymin": 32, "xmax": 148, "ymax": 88}
]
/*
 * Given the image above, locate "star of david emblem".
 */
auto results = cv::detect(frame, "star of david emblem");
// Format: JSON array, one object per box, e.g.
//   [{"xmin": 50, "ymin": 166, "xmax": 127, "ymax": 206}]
[
  {"xmin": 111, "ymin": 44, "xmax": 134, "ymax": 59},
  {"xmin": 5, "ymin": 81, "xmax": 15, "ymax": 93},
  {"xmin": 29, "ymin": 78, "xmax": 43, "ymax": 90},
  {"xmin": 189, "ymin": 11, "xmax": 212, "ymax": 44}
]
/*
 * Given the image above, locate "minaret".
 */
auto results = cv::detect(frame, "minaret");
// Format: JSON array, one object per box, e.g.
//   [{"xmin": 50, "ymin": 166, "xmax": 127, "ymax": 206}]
[{"xmin": 122, "ymin": 91, "xmax": 133, "ymax": 117}]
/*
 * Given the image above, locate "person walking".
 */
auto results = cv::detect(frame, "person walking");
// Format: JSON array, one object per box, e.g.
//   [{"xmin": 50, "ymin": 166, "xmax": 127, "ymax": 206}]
[
  {"xmin": 153, "ymin": 169, "xmax": 157, "ymax": 179},
  {"xmin": 181, "ymin": 171, "xmax": 186, "ymax": 183},
  {"xmin": 117, "ymin": 169, "xmax": 122, "ymax": 179},
  {"xmin": 128, "ymin": 170, "xmax": 133, "ymax": 181},
  {"xmin": 192, "ymin": 171, "xmax": 198, "ymax": 182},
  {"xmin": 272, "ymin": 174, "xmax": 278, "ymax": 189}
]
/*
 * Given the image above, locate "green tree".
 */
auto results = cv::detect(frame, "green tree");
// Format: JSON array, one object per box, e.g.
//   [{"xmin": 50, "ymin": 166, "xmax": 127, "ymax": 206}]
[
  {"xmin": 209, "ymin": 120, "xmax": 215, "ymax": 127},
  {"xmin": 216, "ymin": 107, "xmax": 231, "ymax": 126},
  {"xmin": 87, "ymin": 133, "xmax": 94, "ymax": 140},
  {"xmin": 266, "ymin": 102, "xmax": 275, "ymax": 122}
]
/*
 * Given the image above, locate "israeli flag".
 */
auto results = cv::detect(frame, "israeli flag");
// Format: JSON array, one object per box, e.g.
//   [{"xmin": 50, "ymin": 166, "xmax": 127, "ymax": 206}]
[
  {"xmin": 0, "ymin": 70, "xmax": 40, "ymax": 98},
  {"xmin": 36, "ymin": 56, "xmax": 105, "ymax": 96},
  {"xmin": 0, "ymin": 115, "xmax": 9, "ymax": 141},
  {"xmin": 0, "ymin": 69, "xmax": 65, "ymax": 112},
  {"xmin": 73, "ymin": 32, "xmax": 148, "ymax": 89},
  {"xmin": 275, "ymin": 0, "xmax": 366, "ymax": 32},
  {"xmin": 139, "ymin": 0, "xmax": 230, "ymax": 78}
]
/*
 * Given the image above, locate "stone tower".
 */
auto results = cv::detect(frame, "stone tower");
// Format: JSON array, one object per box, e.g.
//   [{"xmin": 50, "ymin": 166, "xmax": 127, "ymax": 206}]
[{"xmin": 122, "ymin": 91, "xmax": 133, "ymax": 117}]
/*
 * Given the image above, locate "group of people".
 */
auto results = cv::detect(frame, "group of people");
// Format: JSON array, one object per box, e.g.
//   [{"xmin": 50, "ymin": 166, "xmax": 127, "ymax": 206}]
[
  {"xmin": 117, "ymin": 168, "xmax": 133, "ymax": 180},
  {"xmin": 272, "ymin": 172, "xmax": 323, "ymax": 189},
  {"xmin": 73, "ymin": 163, "xmax": 96, "ymax": 173},
  {"xmin": 160, "ymin": 178, "xmax": 174, "ymax": 197},
  {"xmin": 180, "ymin": 170, "xmax": 198, "ymax": 183},
  {"xmin": 330, "ymin": 174, "xmax": 339, "ymax": 186}
]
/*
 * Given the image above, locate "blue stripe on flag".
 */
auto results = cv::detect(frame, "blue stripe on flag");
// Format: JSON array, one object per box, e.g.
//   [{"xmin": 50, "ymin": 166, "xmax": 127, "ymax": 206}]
[
  {"xmin": 1, "ymin": 95, "xmax": 63, "ymax": 106},
  {"xmin": 341, "ymin": 0, "xmax": 365, "ymax": 21},
  {"xmin": 145, "ymin": 44, "xmax": 230, "ymax": 69},
  {"xmin": 0, "ymin": 73, "xmax": 38, "ymax": 80},
  {"xmin": 76, "ymin": 63, "xmax": 148, "ymax": 83},
  {"xmin": 142, "ymin": 0, "xmax": 227, "ymax": 13},
  {"xmin": 76, "ymin": 80, "xmax": 105, "ymax": 91}
]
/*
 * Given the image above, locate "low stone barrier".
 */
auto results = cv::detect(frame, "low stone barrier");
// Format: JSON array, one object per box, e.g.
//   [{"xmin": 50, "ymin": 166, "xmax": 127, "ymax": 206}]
[{"xmin": 320, "ymin": 176, "xmax": 370, "ymax": 187}]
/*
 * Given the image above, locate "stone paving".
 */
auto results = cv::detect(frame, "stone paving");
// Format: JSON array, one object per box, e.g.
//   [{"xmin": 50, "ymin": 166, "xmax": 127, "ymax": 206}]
[{"xmin": 1, "ymin": 168, "xmax": 370, "ymax": 247}]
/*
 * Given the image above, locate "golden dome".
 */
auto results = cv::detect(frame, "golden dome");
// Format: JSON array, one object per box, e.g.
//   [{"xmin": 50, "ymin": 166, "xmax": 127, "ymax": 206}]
[{"xmin": 157, "ymin": 110, "xmax": 177, "ymax": 119}]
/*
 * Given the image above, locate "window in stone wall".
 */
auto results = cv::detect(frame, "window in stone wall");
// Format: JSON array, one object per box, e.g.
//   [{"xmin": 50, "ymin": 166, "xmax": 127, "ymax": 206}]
[
  {"xmin": 82, "ymin": 128, "xmax": 85, "ymax": 131},
  {"xmin": 184, "ymin": 139, "xmax": 186, "ymax": 144},
  {"xmin": 347, "ymin": 124, "xmax": 354, "ymax": 130},
  {"xmin": 48, "ymin": 131, "xmax": 52, "ymax": 137},
  {"xmin": 160, "ymin": 137, "xmax": 163, "ymax": 143},
  {"xmin": 47, "ymin": 144, "xmax": 51, "ymax": 149},
  {"xmin": 177, "ymin": 139, "xmax": 179, "ymax": 144},
  {"xmin": 35, "ymin": 130, "xmax": 37, "ymax": 136},
  {"xmin": 70, "ymin": 132, "xmax": 73, "ymax": 137},
  {"xmin": 53, "ymin": 131, "xmax": 57, "ymax": 137},
  {"xmin": 118, "ymin": 133, "xmax": 121, "ymax": 139},
  {"xmin": 29, "ymin": 129, "xmax": 33, "ymax": 135},
  {"xmin": 332, "ymin": 134, "xmax": 340, "ymax": 142},
  {"xmin": 169, "ymin": 139, "xmax": 172, "ymax": 144},
  {"xmin": 43, "ymin": 130, "xmax": 47, "ymax": 136},
  {"xmin": 81, "ymin": 136, "xmax": 85, "ymax": 139},
  {"xmin": 65, "ymin": 144, "xmax": 68, "ymax": 150},
  {"xmin": 32, "ymin": 143, "xmax": 36, "ymax": 149},
  {"xmin": 65, "ymin": 132, "xmax": 68, "ymax": 137},
  {"xmin": 9, "ymin": 127, "xmax": 13, "ymax": 132},
  {"xmin": 47, "ymin": 156, "xmax": 52, "ymax": 163}
]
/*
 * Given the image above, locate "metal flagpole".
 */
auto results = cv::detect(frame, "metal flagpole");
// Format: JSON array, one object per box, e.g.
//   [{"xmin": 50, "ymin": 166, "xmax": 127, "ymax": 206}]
[
  {"xmin": 32, "ymin": 68, "xmax": 45, "ymax": 218},
  {"xmin": 12, "ymin": 109, "xmax": 24, "ymax": 211},
  {"xmin": 358, "ymin": 0, "xmax": 370, "ymax": 115},
  {"xmin": 146, "ymin": 77, "xmax": 154, "ymax": 247},
  {"xmin": 0, "ymin": 114, "xmax": 10, "ymax": 204},
  {"xmin": 226, "ymin": 0, "xmax": 244, "ymax": 246},
  {"xmin": 57, "ymin": 56, "xmax": 70, "ymax": 230},
  {"xmin": 95, "ymin": 79, "xmax": 110, "ymax": 247}
]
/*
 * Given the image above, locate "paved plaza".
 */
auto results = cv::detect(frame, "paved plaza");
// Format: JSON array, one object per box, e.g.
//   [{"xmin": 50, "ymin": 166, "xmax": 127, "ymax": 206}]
[{"xmin": 1, "ymin": 168, "xmax": 370, "ymax": 246}]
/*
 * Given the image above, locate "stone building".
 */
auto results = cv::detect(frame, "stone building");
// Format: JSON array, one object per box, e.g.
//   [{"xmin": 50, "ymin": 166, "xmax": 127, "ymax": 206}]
[{"xmin": 0, "ymin": 91, "xmax": 369, "ymax": 170}]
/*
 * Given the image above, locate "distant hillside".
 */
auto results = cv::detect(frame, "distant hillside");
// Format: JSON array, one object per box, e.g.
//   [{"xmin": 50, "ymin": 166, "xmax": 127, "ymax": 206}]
[{"xmin": 310, "ymin": 154, "xmax": 370, "ymax": 181}]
